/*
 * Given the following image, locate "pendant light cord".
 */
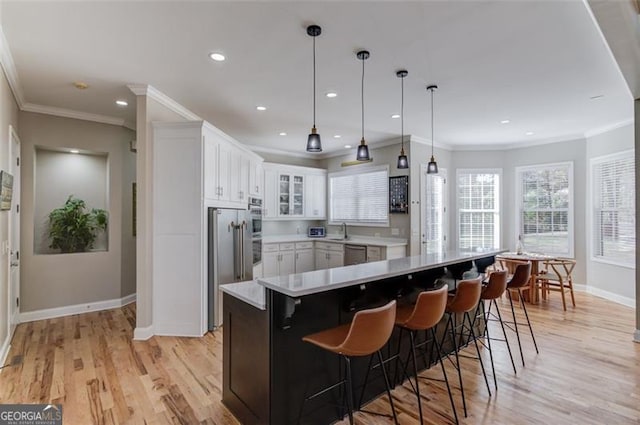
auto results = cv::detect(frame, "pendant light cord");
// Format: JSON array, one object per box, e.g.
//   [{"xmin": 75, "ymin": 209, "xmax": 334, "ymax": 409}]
[
  {"xmin": 430, "ymin": 88, "xmax": 434, "ymax": 156},
  {"xmin": 313, "ymin": 35, "xmax": 316, "ymax": 127},
  {"xmin": 361, "ymin": 56, "xmax": 365, "ymax": 140},
  {"xmin": 401, "ymin": 75, "xmax": 404, "ymax": 150}
]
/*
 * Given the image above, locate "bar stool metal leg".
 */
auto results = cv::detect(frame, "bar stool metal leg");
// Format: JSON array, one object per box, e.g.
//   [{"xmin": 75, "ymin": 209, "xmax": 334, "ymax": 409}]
[
  {"xmin": 408, "ymin": 331, "xmax": 424, "ymax": 423},
  {"xmin": 431, "ymin": 326, "xmax": 459, "ymax": 425},
  {"xmin": 490, "ymin": 299, "xmax": 517, "ymax": 374},
  {"xmin": 343, "ymin": 356, "xmax": 354, "ymax": 425},
  {"xmin": 507, "ymin": 289, "xmax": 526, "ymax": 367},
  {"xmin": 377, "ymin": 350, "xmax": 399, "ymax": 424},
  {"xmin": 465, "ymin": 311, "xmax": 492, "ymax": 396},
  {"xmin": 481, "ymin": 301, "xmax": 497, "ymax": 389},
  {"xmin": 517, "ymin": 288, "xmax": 539, "ymax": 354}
]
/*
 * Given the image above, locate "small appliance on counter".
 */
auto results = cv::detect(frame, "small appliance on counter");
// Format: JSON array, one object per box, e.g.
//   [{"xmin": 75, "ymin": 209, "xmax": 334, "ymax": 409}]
[{"xmin": 308, "ymin": 226, "xmax": 326, "ymax": 238}]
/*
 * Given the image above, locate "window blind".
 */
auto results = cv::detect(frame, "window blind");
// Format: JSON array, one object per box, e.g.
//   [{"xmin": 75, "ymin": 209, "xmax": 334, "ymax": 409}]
[
  {"xmin": 425, "ymin": 174, "xmax": 444, "ymax": 254},
  {"xmin": 329, "ymin": 167, "xmax": 389, "ymax": 224},
  {"xmin": 518, "ymin": 163, "xmax": 572, "ymax": 256},
  {"xmin": 593, "ymin": 153, "xmax": 635, "ymax": 266},
  {"xmin": 457, "ymin": 171, "xmax": 500, "ymax": 252}
]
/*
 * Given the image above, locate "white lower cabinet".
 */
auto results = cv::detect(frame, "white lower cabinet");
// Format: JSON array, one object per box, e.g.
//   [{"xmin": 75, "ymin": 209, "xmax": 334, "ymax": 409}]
[
  {"xmin": 315, "ymin": 242, "xmax": 344, "ymax": 270},
  {"xmin": 263, "ymin": 243, "xmax": 295, "ymax": 277}
]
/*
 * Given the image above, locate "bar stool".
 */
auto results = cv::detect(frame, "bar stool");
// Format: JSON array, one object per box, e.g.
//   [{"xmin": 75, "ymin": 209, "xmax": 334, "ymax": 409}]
[
  {"xmin": 298, "ymin": 300, "xmax": 398, "ymax": 425},
  {"xmin": 447, "ymin": 261, "xmax": 473, "ymax": 290},
  {"xmin": 505, "ymin": 262, "xmax": 539, "ymax": 366},
  {"xmin": 474, "ymin": 255, "xmax": 496, "ymax": 279},
  {"xmin": 443, "ymin": 277, "xmax": 491, "ymax": 417},
  {"xmin": 394, "ymin": 284, "xmax": 458, "ymax": 424}
]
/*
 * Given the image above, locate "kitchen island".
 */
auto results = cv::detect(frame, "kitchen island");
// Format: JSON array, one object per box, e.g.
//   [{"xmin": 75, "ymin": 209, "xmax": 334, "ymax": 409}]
[{"xmin": 221, "ymin": 249, "xmax": 502, "ymax": 425}]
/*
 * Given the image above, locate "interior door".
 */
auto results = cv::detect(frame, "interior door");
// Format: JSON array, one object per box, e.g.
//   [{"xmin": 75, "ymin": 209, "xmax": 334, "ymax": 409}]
[
  {"xmin": 8, "ymin": 126, "xmax": 20, "ymax": 337},
  {"xmin": 421, "ymin": 165, "xmax": 447, "ymax": 255}
]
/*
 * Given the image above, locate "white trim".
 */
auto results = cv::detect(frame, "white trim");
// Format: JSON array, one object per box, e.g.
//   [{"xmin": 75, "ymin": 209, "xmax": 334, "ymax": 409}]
[
  {"xmin": 634, "ymin": 329, "xmax": 640, "ymax": 343},
  {"xmin": 133, "ymin": 325, "xmax": 155, "ymax": 341},
  {"xmin": 127, "ymin": 84, "xmax": 201, "ymax": 121},
  {"xmin": 0, "ymin": 336, "xmax": 10, "ymax": 371},
  {"xmin": 22, "ymin": 103, "xmax": 125, "ymax": 126},
  {"xmin": 247, "ymin": 143, "xmax": 323, "ymax": 159},
  {"xmin": 410, "ymin": 135, "xmax": 453, "ymax": 151},
  {"xmin": 152, "ymin": 323, "xmax": 204, "ymax": 338},
  {"xmin": 0, "ymin": 24, "xmax": 25, "ymax": 107},
  {"xmin": 452, "ymin": 133, "xmax": 586, "ymax": 151},
  {"xmin": 574, "ymin": 284, "xmax": 635, "ymax": 308},
  {"xmin": 19, "ymin": 293, "xmax": 136, "ymax": 323},
  {"xmin": 584, "ymin": 119, "xmax": 635, "ymax": 138}
]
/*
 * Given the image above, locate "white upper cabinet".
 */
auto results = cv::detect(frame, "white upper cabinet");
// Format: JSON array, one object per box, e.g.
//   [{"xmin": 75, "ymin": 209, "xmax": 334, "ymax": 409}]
[
  {"xmin": 249, "ymin": 159, "xmax": 263, "ymax": 198},
  {"xmin": 263, "ymin": 163, "xmax": 327, "ymax": 220}
]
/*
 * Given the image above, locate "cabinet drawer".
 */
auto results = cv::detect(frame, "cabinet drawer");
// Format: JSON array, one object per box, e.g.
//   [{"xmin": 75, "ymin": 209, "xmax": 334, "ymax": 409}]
[
  {"xmin": 279, "ymin": 243, "xmax": 295, "ymax": 251},
  {"xmin": 295, "ymin": 241, "xmax": 313, "ymax": 250},
  {"xmin": 263, "ymin": 244, "xmax": 279, "ymax": 253},
  {"xmin": 316, "ymin": 242, "xmax": 344, "ymax": 252}
]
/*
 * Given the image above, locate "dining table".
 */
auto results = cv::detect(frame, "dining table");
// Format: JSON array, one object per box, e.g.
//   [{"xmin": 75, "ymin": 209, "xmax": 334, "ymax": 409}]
[{"xmin": 496, "ymin": 252, "xmax": 556, "ymax": 303}]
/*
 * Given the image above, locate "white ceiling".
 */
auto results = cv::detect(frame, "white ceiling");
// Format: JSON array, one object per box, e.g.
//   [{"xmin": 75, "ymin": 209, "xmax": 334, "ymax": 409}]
[{"xmin": 1, "ymin": 0, "xmax": 633, "ymax": 155}]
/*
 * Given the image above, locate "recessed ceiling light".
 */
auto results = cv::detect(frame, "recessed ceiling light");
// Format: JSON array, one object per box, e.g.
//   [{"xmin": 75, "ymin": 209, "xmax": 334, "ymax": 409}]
[
  {"xmin": 70, "ymin": 149, "xmax": 79, "ymax": 154},
  {"xmin": 344, "ymin": 145, "xmax": 351, "ymax": 149},
  {"xmin": 256, "ymin": 106, "xmax": 266, "ymax": 111},
  {"xmin": 73, "ymin": 82, "xmax": 88, "ymax": 90},
  {"xmin": 115, "ymin": 100, "xmax": 128, "ymax": 107},
  {"xmin": 500, "ymin": 119, "xmax": 510, "ymax": 124},
  {"xmin": 391, "ymin": 114, "xmax": 400, "ymax": 119},
  {"xmin": 279, "ymin": 132, "xmax": 287, "ymax": 136},
  {"xmin": 326, "ymin": 92, "xmax": 337, "ymax": 98},
  {"xmin": 525, "ymin": 131, "xmax": 534, "ymax": 136},
  {"xmin": 333, "ymin": 135, "xmax": 341, "ymax": 139},
  {"xmin": 209, "ymin": 52, "xmax": 226, "ymax": 62}
]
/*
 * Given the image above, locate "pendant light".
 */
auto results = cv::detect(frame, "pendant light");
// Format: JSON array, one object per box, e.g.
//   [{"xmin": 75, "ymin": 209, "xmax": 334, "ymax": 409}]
[
  {"xmin": 306, "ymin": 25, "xmax": 322, "ymax": 152},
  {"xmin": 396, "ymin": 70, "xmax": 409, "ymax": 169},
  {"xmin": 356, "ymin": 50, "xmax": 371, "ymax": 161},
  {"xmin": 426, "ymin": 84, "xmax": 439, "ymax": 174}
]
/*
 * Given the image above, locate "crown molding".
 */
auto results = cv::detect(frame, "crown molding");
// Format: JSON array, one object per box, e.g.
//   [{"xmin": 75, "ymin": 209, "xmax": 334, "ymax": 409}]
[
  {"xmin": 245, "ymin": 144, "xmax": 319, "ymax": 159},
  {"xmin": 409, "ymin": 135, "xmax": 454, "ymax": 151},
  {"xmin": 22, "ymin": 103, "xmax": 125, "ymax": 126},
  {"xmin": 127, "ymin": 84, "xmax": 200, "ymax": 121},
  {"xmin": 0, "ymin": 24, "xmax": 25, "ymax": 107},
  {"xmin": 583, "ymin": 118, "xmax": 634, "ymax": 138}
]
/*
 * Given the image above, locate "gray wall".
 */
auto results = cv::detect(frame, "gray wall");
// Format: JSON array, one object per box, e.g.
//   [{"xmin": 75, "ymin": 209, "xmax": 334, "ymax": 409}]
[
  {"xmin": 33, "ymin": 149, "xmax": 108, "ymax": 254},
  {"xmin": 0, "ymin": 63, "xmax": 19, "ymax": 355},
  {"xmin": 19, "ymin": 112, "xmax": 136, "ymax": 312}
]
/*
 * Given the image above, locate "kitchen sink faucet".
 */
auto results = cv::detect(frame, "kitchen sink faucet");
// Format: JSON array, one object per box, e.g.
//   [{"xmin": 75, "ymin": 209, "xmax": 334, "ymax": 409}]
[{"xmin": 341, "ymin": 222, "xmax": 348, "ymax": 240}]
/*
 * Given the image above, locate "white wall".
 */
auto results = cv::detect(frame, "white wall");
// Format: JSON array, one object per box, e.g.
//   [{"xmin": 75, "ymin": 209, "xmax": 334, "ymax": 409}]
[
  {"xmin": 586, "ymin": 124, "xmax": 635, "ymax": 304},
  {"xmin": 18, "ymin": 112, "xmax": 135, "ymax": 312}
]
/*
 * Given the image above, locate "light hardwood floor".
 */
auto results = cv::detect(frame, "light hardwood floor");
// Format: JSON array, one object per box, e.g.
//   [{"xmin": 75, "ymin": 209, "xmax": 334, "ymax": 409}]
[{"xmin": 1, "ymin": 292, "xmax": 638, "ymax": 424}]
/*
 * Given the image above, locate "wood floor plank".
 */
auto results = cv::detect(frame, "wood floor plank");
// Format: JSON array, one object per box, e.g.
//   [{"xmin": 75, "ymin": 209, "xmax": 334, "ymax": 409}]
[{"xmin": 0, "ymin": 292, "xmax": 638, "ymax": 424}]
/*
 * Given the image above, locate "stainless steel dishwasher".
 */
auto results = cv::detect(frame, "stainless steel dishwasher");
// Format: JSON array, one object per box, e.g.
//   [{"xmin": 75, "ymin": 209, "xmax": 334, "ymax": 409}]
[{"xmin": 344, "ymin": 244, "xmax": 367, "ymax": 265}]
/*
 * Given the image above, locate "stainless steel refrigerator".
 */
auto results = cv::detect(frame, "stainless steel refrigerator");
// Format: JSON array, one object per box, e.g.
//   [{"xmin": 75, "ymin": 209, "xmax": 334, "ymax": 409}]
[{"xmin": 208, "ymin": 207, "xmax": 253, "ymax": 330}]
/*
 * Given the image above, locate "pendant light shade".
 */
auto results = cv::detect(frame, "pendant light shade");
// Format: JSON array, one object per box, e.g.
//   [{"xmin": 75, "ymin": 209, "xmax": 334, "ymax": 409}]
[
  {"xmin": 396, "ymin": 70, "xmax": 409, "ymax": 169},
  {"xmin": 356, "ymin": 50, "xmax": 370, "ymax": 161},
  {"xmin": 306, "ymin": 25, "xmax": 322, "ymax": 152},
  {"xmin": 427, "ymin": 84, "xmax": 439, "ymax": 174}
]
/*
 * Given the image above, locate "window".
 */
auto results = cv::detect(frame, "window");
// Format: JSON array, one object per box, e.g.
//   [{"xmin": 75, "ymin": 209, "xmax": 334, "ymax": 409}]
[
  {"xmin": 328, "ymin": 165, "xmax": 389, "ymax": 225},
  {"xmin": 457, "ymin": 169, "xmax": 501, "ymax": 252},
  {"xmin": 592, "ymin": 151, "xmax": 635, "ymax": 267},
  {"xmin": 422, "ymin": 167, "xmax": 447, "ymax": 255},
  {"xmin": 516, "ymin": 162, "xmax": 573, "ymax": 256}
]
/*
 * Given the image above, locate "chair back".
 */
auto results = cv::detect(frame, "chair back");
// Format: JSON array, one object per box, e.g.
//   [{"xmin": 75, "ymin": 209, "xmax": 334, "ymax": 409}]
[
  {"xmin": 507, "ymin": 262, "xmax": 532, "ymax": 289},
  {"xmin": 544, "ymin": 258, "xmax": 576, "ymax": 282},
  {"xmin": 402, "ymin": 285, "xmax": 448, "ymax": 331},
  {"xmin": 339, "ymin": 300, "xmax": 396, "ymax": 357},
  {"xmin": 446, "ymin": 277, "xmax": 482, "ymax": 313},
  {"xmin": 481, "ymin": 270, "xmax": 508, "ymax": 300},
  {"xmin": 474, "ymin": 256, "xmax": 496, "ymax": 274}
]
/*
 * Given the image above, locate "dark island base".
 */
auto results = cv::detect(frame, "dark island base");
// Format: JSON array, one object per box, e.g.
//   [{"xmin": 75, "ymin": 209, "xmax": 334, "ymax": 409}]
[{"xmin": 223, "ymin": 268, "xmax": 486, "ymax": 425}]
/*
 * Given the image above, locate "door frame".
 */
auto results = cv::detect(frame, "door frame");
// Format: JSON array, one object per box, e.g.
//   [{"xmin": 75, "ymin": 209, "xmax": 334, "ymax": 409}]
[
  {"xmin": 420, "ymin": 164, "xmax": 448, "ymax": 255},
  {"xmin": 8, "ymin": 125, "xmax": 20, "ymax": 338}
]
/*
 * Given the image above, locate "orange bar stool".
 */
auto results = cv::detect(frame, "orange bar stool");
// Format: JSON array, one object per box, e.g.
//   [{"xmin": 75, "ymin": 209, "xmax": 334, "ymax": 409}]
[
  {"xmin": 298, "ymin": 300, "xmax": 398, "ymax": 425},
  {"xmin": 505, "ymin": 262, "xmax": 539, "ymax": 366},
  {"xmin": 443, "ymin": 277, "xmax": 491, "ymax": 418},
  {"xmin": 394, "ymin": 284, "xmax": 459, "ymax": 424}
]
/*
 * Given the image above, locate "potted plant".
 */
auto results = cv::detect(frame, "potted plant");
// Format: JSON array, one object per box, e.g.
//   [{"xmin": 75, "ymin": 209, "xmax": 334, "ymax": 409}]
[{"xmin": 48, "ymin": 195, "xmax": 108, "ymax": 253}]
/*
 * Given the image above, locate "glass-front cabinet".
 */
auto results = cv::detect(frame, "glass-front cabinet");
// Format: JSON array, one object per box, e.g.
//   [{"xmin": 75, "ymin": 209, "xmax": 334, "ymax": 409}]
[{"xmin": 278, "ymin": 173, "xmax": 304, "ymax": 217}]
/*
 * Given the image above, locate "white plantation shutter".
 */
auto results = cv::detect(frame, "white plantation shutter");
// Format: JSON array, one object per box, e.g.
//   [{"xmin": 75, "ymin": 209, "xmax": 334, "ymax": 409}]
[
  {"xmin": 592, "ymin": 152, "xmax": 635, "ymax": 266},
  {"xmin": 517, "ymin": 162, "xmax": 573, "ymax": 256},
  {"xmin": 457, "ymin": 170, "xmax": 501, "ymax": 252},
  {"xmin": 425, "ymin": 173, "xmax": 445, "ymax": 254},
  {"xmin": 329, "ymin": 166, "xmax": 389, "ymax": 224}
]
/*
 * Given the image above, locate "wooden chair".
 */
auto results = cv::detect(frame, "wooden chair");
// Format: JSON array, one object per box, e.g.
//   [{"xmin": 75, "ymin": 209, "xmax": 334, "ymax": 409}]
[{"xmin": 536, "ymin": 258, "xmax": 576, "ymax": 311}]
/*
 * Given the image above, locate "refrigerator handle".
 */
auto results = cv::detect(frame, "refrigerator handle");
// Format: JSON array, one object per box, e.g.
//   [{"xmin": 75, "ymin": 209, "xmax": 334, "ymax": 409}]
[
  {"xmin": 240, "ymin": 221, "xmax": 246, "ymax": 280},
  {"xmin": 232, "ymin": 222, "xmax": 240, "ymax": 280}
]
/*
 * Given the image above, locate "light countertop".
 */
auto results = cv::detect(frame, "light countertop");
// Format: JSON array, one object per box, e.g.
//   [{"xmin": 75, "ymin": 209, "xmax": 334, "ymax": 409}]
[
  {"xmin": 262, "ymin": 234, "xmax": 408, "ymax": 247},
  {"xmin": 220, "ymin": 280, "xmax": 266, "ymax": 310},
  {"xmin": 256, "ymin": 249, "xmax": 504, "ymax": 297}
]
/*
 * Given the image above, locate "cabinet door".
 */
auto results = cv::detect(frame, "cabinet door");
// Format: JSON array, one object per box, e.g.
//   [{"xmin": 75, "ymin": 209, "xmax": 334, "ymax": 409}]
[
  {"xmin": 295, "ymin": 249, "xmax": 314, "ymax": 273},
  {"xmin": 264, "ymin": 168, "xmax": 278, "ymax": 218},
  {"xmin": 315, "ymin": 249, "xmax": 328, "ymax": 270},
  {"xmin": 230, "ymin": 152, "xmax": 249, "ymax": 203},
  {"xmin": 203, "ymin": 136, "xmax": 218, "ymax": 200},
  {"xmin": 278, "ymin": 174, "xmax": 291, "ymax": 216},
  {"xmin": 292, "ymin": 175, "xmax": 304, "ymax": 216},
  {"xmin": 328, "ymin": 252, "xmax": 344, "ymax": 269},
  {"xmin": 367, "ymin": 246, "xmax": 382, "ymax": 262},
  {"xmin": 305, "ymin": 174, "xmax": 326, "ymax": 219},
  {"xmin": 263, "ymin": 251, "xmax": 279, "ymax": 277},
  {"xmin": 249, "ymin": 160, "xmax": 263, "ymax": 197},
  {"xmin": 280, "ymin": 251, "xmax": 296, "ymax": 276},
  {"xmin": 217, "ymin": 139, "xmax": 232, "ymax": 202}
]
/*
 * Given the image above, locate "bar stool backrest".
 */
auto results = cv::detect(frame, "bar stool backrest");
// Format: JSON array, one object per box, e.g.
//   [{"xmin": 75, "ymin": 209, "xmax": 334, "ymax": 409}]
[
  {"xmin": 481, "ymin": 270, "xmax": 508, "ymax": 300},
  {"xmin": 447, "ymin": 277, "xmax": 482, "ymax": 313},
  {"xmin": 402, "ymin": 285, "xmax": 448, "ymax": 331},
  {"xmin": 338, "ymin": 300, "xmax": 397, "ymax": 357},
  {"xmin": 507, "ymin": 262, "xmax": 532, "ymax": 289}
]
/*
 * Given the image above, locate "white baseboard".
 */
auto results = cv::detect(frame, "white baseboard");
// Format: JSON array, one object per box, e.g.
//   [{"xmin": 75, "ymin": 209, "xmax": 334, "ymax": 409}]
[
  {"xmin": 634, "ymin": 329, "xmax": 640, "ymax": 343},
  {"xmin": 0, "ymin": 336, "xmax": 10, "ymax": 372},
  {"xmin": 133, "ymin": 325, "xmax": 154, "ymax": 341},
  {"xmin": 153, "ymin": 322, "xmax": 205, "ymax": 338},
  {"xmin": 19, "ymin": 293, "xmax": 137, "ymax": 323},
  {"xmin": 573, "ymin": 284, "xmax": 635, "ymax": 308}
]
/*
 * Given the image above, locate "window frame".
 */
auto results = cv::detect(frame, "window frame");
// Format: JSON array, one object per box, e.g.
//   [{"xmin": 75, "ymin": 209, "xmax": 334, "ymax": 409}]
[
  {"xmin": 328, "ymin": 164, "xmax": 390, "ymax": 227},
  {"xmin": 589, "ymin": 150, "xmax": 635, "ymax": 269},
  {"xmin": 515, "ymin": 161, "xmax": 574, "ymax": 257},
  {"xmin": 421, "ymin": 165, "xmax": 448, "ymax": 255},
  {"xmin": 456, "ymin": 168, "xmax": 502, "ymax": 252}
]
